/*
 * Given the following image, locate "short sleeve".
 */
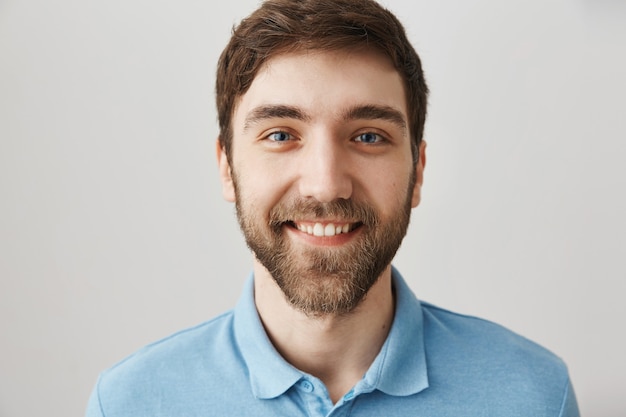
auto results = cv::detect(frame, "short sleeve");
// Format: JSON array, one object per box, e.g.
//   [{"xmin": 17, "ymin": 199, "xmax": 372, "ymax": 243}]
[
  {"xmin": 559, "ymin": 378, "xmax": 580, "ymax": 417},
  {"xmin": 85, "ymin": 377, "xmax": 105, "ymax": 417}
]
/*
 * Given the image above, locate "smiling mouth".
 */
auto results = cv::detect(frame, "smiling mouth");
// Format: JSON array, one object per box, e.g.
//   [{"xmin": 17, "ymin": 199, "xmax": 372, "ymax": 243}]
[{"xmin": 286, "ymin": 221, "xmax": 362, "ymax": 237}]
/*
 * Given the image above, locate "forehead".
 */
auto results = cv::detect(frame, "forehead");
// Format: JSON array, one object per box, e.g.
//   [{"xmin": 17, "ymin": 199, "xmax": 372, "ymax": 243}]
[{"xmin": 232, "ymin": 49, "xmax": 408, "ymax": 129}]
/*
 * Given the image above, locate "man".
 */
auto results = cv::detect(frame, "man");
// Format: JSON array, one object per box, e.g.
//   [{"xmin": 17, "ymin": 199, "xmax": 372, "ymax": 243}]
[{"xmin": 86, "ymin": 0, "xmax": 579, "ymax": 415}]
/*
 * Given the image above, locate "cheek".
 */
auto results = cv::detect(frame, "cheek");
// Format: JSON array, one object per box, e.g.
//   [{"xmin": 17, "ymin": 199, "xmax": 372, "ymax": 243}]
[
  {"xmin": 233, "ymin": 163, "xmax": 290, "ymax": 213},
  {"xmin": 360, "ymin": 168, "xmax": 412, "ymax": 213}
]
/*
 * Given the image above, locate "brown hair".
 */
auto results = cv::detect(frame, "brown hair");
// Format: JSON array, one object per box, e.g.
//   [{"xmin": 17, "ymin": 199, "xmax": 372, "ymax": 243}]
[{"xmin": 216, "ymin": 0, "xmax": 428, "ymax": 164}]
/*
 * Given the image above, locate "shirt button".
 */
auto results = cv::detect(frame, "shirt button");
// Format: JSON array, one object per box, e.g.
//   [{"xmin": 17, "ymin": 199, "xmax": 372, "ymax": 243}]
[{"xmin": 300, "ymin": 380, "xmax": 314, "ymax": 393}]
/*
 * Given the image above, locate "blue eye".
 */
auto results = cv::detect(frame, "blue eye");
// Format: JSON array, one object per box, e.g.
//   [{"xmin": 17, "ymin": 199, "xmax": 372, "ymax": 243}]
[
  {"xmin": 355, "ymin": 132, "xmax": 383, "ymax": 144},
  {"xmin": 267, "ymin": 131, "xmax": 291, "ymax": 142}
]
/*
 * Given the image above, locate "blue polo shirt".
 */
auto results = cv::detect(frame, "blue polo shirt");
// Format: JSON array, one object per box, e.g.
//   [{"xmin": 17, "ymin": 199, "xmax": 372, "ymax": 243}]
[{"xmin": 86, "ymin": 268, "xmax": 579, "ymax": 416}]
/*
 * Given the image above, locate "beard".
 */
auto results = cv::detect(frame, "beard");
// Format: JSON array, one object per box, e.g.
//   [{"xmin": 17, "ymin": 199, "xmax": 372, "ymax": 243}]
[{"xmin": 234, "ymin": 180, "xmax": 414, "ymax": 317}]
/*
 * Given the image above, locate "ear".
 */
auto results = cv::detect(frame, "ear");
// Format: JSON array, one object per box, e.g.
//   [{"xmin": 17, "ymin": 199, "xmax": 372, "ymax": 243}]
[
  {"xmin": 216, "ymin": 139, "xmax": 236, "ymax": 202},
  {"xmin": 411, "ymin": 141, "xmax": 427, "ymax": 208}
]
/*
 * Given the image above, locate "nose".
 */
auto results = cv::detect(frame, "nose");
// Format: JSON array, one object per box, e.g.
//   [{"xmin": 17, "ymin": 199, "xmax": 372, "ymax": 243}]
[{"xmin": 297, "ymin": 135, "xmax": 353, "ymax": 203}]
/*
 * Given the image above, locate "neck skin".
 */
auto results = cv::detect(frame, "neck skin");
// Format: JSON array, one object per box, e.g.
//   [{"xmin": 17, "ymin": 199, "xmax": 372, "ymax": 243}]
[{"xmin": 253, "ymin": 261, "xmax": 395, "ymax": 404}]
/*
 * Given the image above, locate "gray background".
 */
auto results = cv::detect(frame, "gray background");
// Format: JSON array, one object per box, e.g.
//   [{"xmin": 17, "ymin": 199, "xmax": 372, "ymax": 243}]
[{"xmin": 1, "ymin": 0, "xmax": 625, "ymax": 416}]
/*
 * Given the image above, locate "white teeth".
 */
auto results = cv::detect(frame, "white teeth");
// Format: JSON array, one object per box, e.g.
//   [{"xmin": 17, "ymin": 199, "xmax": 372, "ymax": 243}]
[
  {"xmin": 313, "ymin": 223, "xmax": 324, "ymax": 237},
  {"xmin": 296, "ymin": 222, "xmax": 354, "ymax": 237}
]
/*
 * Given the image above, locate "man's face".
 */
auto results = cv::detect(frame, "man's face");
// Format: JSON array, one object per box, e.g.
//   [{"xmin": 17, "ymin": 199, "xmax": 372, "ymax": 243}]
[{"xmin": 218, "ymin": 49, "xmax": 425, "ymax": 316}]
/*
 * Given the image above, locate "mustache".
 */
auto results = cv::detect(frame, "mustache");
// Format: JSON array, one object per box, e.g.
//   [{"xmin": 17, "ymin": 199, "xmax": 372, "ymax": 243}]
[{"xmin": 269, "ymin": 199, "xmax": 379, "ymax": 227}]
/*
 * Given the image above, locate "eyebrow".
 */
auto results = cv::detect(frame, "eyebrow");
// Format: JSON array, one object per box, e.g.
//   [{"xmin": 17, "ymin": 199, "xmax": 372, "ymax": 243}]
[
  {"xmin": 342, "ymin": 104, "xmax": 408, "ymax": 134},
  {"xmin": 242, "ymin": 103, "xmax": 407, "ymax": 134},
  {"xmin": 243, "ymin": 105, "xmax": 311, "ymax": 132}
]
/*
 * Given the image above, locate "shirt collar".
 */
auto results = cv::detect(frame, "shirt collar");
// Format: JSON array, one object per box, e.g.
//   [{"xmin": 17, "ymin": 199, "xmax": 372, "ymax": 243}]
[
  {"xmin": 358, "ymin": 266, "xmax": 429, "ymax": 396},
  {"xmin": 234, "ymin": 274, "xmax": 303, "ymax": 399},
  {"xmin": 234, "ymin": 267, "xmax": 429, "ymax": 399}
]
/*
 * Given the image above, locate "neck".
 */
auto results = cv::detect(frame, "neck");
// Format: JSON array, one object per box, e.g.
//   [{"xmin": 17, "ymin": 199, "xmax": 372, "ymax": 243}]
[{"xmin": 253, "ymin": 262, "xmax": 395, "ymax": 404}]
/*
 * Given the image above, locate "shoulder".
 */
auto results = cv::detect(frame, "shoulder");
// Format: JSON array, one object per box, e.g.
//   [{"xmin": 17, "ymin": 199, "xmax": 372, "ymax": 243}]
[
  {"xmin": 421, "ymin": 301, "xmax": 564, "ymax": 367},
  {"xmin": 92, "ymin": 310, "xmax": 242, "ymax": 412},
  {"xmin": 418, "ymin": 301, "xmax": 573, "ymax": 412},
  {"xmin": 107, "ymin": 309, "xmax": 235, "ymax": 374}
]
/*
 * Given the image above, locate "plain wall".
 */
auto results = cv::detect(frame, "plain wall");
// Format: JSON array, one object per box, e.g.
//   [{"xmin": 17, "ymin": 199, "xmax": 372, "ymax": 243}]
[{"xmin": 1, "ymin": 0, "xmax": 624, "ymax": 416}]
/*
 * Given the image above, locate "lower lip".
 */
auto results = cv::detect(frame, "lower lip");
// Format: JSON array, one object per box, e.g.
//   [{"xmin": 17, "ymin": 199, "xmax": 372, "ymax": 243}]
[{"xmin": 285, "ymin": 224, "xmax": 362, "ymax": 247}]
